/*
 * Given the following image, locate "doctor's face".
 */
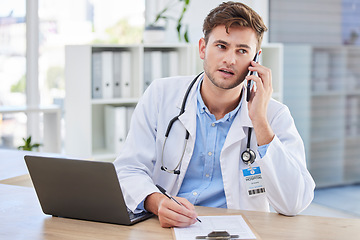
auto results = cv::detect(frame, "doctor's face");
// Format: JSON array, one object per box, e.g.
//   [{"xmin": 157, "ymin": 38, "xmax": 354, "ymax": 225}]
[{"xmin": 199, "ymin": 25, "xmax": 258, "ymax": 90}]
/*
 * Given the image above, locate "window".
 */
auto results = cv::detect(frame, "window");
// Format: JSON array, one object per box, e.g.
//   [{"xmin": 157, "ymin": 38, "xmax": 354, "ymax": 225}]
[
  {"xmin": 0, "ymin": 0, "xmax": 27, "ymax": 149},
  {"xmin": 0, "ymin": 0, "xmax": 145, "ymax": 150}
]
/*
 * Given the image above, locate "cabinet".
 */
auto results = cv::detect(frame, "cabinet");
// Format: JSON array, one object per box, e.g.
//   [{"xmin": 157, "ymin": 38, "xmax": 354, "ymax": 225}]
[
  {"xmin": 65, "ymin": 43, "xmax": 283, "ymax": 161},
  {"xmin": 283, "ymin": 45, "xmax": 360, "ymax": 187}
]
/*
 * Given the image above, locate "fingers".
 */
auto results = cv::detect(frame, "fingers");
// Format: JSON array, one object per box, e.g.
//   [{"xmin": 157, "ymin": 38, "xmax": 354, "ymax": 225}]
[
  {"xmin": 157, "ymin": 197, "xmax": 198, "ymax": 228},
  {"xmin": 248, "ymin": 61, "xmax": 272, "ymax": 86},
  {"xmin": 177, "ymin": 197, "xmax": 196, "ymax": 212},
  {"xmin": 245, "ymin": 61, "xmax": 273, "ymax": 123},
  {"xmin": 246, "ymin": 61, "xmax": 272, "ymax": 96}
]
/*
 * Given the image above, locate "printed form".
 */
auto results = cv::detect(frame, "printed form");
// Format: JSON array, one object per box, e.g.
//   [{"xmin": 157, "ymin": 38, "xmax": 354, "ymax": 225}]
[{"xmin": 173, "ymin": 215, "xmax": 257, "ymax": 240}]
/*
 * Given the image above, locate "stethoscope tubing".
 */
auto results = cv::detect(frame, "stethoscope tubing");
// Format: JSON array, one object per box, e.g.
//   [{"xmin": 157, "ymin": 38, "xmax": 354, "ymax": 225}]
[{"xmin": 160, "ymin": 72, "xmax": 256, "ymax": 174}]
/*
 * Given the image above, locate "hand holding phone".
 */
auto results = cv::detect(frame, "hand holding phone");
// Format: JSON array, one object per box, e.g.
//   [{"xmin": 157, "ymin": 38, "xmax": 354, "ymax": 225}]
[{"xmin": 246, "ymin": 51, "xmax": 261, "ymax": 102}]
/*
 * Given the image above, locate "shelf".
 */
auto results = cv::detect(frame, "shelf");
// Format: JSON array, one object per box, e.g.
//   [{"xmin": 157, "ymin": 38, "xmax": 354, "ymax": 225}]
[
  {"xmin": 310, "ymin": 137, "xmax": 341, "ymax": 144},
  {"xmin": 144, "ymin": 43, "xmax": 190, "ymax": 48},
  {"xmin": 311, "ymin": 90, "xmax": 343, "ymax": 97},
  {"xmin": 91, "ymin": 98, "xmax": 139, "ymax": 105},
  {"xmin": 65, "ymin": 43, "xmax": 284, "ymax": 160},
  {"xmin": 283, "ymin": 44, "xmax": 360, "ymax": 186},
  {"xmin": 345, "ymin": 89, "xmax": 360, "ymax": 96}
]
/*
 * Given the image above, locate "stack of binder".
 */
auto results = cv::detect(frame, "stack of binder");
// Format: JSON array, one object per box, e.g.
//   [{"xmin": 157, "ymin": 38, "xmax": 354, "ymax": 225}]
[
  {"xmin": 92, "ymin": 51, "xmax": 132, "ymax": 99},
  {"xmin": 143, "ymin": 50, "xmax": 179, "ymax": 90}
]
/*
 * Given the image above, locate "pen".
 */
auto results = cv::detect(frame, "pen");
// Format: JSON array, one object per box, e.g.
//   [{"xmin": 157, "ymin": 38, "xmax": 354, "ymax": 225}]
[{"xmin": 155, "ymin": 184, "xmax": 202, "ymax": 223}]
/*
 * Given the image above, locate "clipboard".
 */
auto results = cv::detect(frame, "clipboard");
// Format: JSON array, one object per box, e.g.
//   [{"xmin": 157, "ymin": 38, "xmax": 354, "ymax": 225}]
[{"xmin": 172, "ymin": 214, "xmax": 262, "ymax": 240}]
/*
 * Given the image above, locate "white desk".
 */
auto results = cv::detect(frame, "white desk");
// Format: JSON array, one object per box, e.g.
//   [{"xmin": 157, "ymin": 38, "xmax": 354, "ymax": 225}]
[
  {"xmin": 1, "ymin": 149, "xmax": 360, "ymax": 239},
  {"xmin": 1, "ymin": 184, "xmax": 360, "ymax": 240},
  {"xmin": 0, "ymin": 149, "xmax": 63, "ymax": 187}
]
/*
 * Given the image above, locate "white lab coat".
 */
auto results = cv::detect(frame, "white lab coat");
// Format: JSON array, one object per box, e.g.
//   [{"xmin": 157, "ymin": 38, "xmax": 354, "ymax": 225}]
[{"xmin": 114, "ymin": 75, "xmax": 315, "ymax": 216}]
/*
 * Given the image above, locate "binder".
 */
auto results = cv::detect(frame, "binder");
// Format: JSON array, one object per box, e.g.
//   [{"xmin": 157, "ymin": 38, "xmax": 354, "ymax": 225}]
[
  {"xmin": 151, "ymin": 51, "xmax": 162, "ymax": 81},
  {"xmin": 92, "ymin": 52, "xmax": 102, "ymax": 99},
  {"xmin": 113, "ymin": 52, "xmax": 122, "ymax": 98},
  {"xmin": 162, "ymin": 51, "xmax": 170, "ymax": 78},
  {"xmin": 143, "ymin": 51, "xmax": 152, "ymax": 90},
  {"xmin": 105, "ymin": 105, "xmax": 127, "ymax": 154},
  {"xmin": 101, "ymin": 51, "xmax": 114, "ymax": 99},
  {"xmin": 126, "ymin": 106, "xmax": 135, "ymax": 132},
  {"xmin": 121, "ymin": 51, "xmax": 132, "ymax": 98},
  {"xmin": 144, "ymin": 50, "xmax": 162, "ymax": 90},
  {"xmin": 169, "ymin": 51, "xmax": 179, "ymax": 76}
]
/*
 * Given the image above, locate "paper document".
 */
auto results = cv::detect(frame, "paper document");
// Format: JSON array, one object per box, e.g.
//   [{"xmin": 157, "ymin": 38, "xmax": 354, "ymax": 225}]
[{"xmin": 173, "ymin": 215, "xmax": 257, "ymax": 240}]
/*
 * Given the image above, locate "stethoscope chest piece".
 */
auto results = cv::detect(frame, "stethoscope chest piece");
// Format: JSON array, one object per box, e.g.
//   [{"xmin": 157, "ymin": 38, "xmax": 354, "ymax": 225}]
[
  {"xmin": 241, "ymin": 127, "xmax": 256, "ymax": 165},
  {"xmin": 241, "ymin": 148, "xmax": 256, "ymax": 165}
]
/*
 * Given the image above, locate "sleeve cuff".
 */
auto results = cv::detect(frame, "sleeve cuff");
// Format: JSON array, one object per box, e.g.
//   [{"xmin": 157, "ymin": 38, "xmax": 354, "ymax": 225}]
[
  {"xmin": 134, "ymin": 199, "xmax": 146, "ymax": 213},
  {"xmin": 257, "ymin": 143, "xmax": 270, "ymax": 158}
]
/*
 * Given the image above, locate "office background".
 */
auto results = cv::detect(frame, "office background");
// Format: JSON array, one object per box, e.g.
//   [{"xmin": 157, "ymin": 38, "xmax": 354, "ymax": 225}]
[{"xmin": 0, "ymin": 0, "xmax": 359, "ymax": 217}]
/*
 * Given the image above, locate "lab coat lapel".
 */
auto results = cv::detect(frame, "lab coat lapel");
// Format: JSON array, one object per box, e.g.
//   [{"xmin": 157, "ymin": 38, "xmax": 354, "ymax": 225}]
[
  {"xmin": 222, "ymin": 88, "xmax": 253, "ymax": 150},
  {"xmin": 177, "ymin": 79, "xmax": 200, "ymax": 139},
  {"xmin": 174, "ymin": 78, "xmax": 200, "ymax": 190}
]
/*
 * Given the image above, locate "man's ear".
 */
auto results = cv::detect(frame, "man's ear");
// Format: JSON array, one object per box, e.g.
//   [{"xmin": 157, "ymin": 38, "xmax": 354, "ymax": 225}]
[{"xmin": 199, "ymin": 38, "xmax": 206, "ymax": 60}]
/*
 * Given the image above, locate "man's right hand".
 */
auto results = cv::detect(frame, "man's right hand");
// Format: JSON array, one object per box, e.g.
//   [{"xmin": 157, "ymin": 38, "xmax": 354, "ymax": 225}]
[{"xmin": 144, "ymin": 192, "xmax": 198, "ymax": 228}]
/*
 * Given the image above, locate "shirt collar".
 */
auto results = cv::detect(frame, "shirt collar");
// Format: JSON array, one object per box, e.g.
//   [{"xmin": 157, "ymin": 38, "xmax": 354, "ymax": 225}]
[{"xmin": 196, "ymin": 77, "xmax": 242, "ymax": 122}]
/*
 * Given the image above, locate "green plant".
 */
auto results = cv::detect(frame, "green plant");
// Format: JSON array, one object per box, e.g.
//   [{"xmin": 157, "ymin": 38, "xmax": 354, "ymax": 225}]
[
  {"xmin": 92, "ymin": 18, "xmax": 143, "ymax": 44},
  {"xmin": 17, "ymin": 136, "xmax": 42, "ymax": 151},
  {"xmin": 11, "ymin": 74, "xmax": 26, "ymax": 93},
  {"xmin": 151, "ymin": 0, "xmax": 190, "ymax": 42}
]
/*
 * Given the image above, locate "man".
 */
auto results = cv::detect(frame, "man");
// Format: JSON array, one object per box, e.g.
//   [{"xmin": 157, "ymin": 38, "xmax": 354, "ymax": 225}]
[{"xmin": 114, "ymin": 1, "xmax": 315, "ymax": 228}]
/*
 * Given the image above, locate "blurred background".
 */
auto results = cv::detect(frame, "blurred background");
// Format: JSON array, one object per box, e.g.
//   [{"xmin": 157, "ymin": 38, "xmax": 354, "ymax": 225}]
[{"xmin": 0, "ymin": 0, "xmax": 359, "ymax": 218}]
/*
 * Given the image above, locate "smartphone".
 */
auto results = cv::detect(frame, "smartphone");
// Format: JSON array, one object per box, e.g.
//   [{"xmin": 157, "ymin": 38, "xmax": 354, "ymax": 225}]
[{"xmin": 246, "ymin": 51, "xmax": 261, "ymax": 102}]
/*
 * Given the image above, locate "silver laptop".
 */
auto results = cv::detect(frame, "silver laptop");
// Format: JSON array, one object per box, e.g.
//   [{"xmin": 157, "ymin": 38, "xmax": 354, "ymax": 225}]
[{"xmin": 24, "ymin": 155, "xmax": 153, "ymax": 225}]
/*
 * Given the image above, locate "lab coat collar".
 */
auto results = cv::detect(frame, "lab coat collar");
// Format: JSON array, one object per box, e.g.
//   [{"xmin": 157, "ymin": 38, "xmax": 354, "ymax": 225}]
[{"xmin": 176, "ymin": 75, "xmax": 253, "ymax": 144}]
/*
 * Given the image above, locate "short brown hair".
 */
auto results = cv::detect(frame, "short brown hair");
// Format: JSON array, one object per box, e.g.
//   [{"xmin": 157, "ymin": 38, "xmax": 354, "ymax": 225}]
[{"xmin": 203, "ymin": 1, "xmax": 268, "ymax": 51}]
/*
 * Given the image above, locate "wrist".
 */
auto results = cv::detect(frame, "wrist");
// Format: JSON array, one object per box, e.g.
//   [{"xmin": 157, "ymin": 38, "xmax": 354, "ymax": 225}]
[
  {"xmin": 252, "ymin": 119, "xmax": 274, "ymax": 146},
  {"xmin": 144, "ymin": 192, "xmax": 165, "ymax": 215}
]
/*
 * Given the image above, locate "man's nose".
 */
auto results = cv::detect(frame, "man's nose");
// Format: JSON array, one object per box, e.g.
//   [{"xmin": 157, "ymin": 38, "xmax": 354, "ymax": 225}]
[{"xmin": 223, "ymin": 51, "xmax": 236, "ymax": 65}]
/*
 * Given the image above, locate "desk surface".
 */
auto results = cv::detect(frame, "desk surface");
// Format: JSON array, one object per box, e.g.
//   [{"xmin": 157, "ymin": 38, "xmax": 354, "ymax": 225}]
[
  {"xmin": 1, "ymin": 184, "xmax": 359, "ymax": 240},
  {"xmin": 0, "ymin": 149, "xmax": 64, "ymax": 182}
]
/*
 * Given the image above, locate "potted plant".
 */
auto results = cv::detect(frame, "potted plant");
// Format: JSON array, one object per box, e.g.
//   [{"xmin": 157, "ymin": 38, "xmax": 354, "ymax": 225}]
[
  {"xmin": 144, "ymin": 0, "xmax": 190, "ymax": 43},
  {"xmin": 18, "ymin": 136, "xmax": 42, "ymax": 151}
]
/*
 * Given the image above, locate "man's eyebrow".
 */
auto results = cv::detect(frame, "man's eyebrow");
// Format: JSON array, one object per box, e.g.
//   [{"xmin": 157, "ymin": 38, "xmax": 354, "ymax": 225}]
[
  {"xmin": 214, "ymin": 40, "xmax": 252, "ymax": 50},
  {"xmin": 214, "ymin": 40, "xmax": 230, "ymax": 46}
]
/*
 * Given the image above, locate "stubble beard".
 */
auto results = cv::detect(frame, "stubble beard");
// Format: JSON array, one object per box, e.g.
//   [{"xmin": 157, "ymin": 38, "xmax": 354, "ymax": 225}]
[{"xmin": 203, "ymin": 60, "xmax": 246, "ymax": 90}]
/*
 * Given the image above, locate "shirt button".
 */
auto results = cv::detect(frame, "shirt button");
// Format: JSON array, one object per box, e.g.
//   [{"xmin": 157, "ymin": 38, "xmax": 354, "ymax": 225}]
[
  {"xmin": 211, "ymin": 123, "xmax": 215, "ymax": 127},
  {"xmin": 205, "ymin": 174, "xmax": 210, "ymax": 178},
  {"xmin": 193, "ymin": 192, "xmax": 198, "ymax": 196},
  {"xmin": 208, "ymin": 152, "xmax": 212, "ymax": 156}
]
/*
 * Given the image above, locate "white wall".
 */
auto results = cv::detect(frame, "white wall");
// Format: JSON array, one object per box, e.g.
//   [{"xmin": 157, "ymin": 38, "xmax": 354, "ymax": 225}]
[{"xmin": 145, "ymin": 0, "xmax": 269, "ymax": 44}]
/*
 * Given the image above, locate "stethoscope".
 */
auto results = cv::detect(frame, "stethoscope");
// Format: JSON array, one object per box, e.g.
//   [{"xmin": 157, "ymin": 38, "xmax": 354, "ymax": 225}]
[{"xmin": 160, "ymin": 72, "xmax": 256, "ymax": 175}]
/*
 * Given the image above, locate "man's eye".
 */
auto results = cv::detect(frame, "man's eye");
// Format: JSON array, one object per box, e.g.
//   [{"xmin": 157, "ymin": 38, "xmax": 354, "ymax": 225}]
[
  {"xmin": 217, "ymin": 44, "xmax": 226, "ymax": 49},
  {"xmin": 238, "ymin": 49, "xmax": 247, "ymax": 54}
]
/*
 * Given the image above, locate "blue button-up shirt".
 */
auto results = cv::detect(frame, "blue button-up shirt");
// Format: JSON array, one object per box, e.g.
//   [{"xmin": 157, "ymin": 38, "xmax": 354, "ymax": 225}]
[
  {"xmin": 137, "ymin": 78, "xmax": 269, "ymax": 211},
  {"xmin": 177, "ymin": 79, "xmax": 242, "ymax": 208},
  {"xmin": 177, "ymin": 78, "xmax": 269, "ymax": 208}
]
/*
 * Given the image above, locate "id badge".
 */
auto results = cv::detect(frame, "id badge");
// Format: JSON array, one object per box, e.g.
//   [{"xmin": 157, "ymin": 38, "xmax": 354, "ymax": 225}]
[{"xmin": 242, "ymin": 166, "xmax": 266, "ymax": 197}]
